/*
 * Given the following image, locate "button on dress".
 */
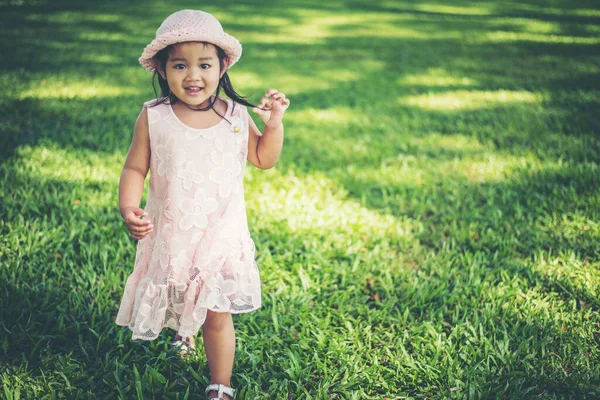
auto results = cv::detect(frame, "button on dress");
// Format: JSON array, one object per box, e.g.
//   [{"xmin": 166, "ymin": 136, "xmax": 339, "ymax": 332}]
[{"xmin": 116, "ymin": 98, "xmax": 261, "ymax": 340}]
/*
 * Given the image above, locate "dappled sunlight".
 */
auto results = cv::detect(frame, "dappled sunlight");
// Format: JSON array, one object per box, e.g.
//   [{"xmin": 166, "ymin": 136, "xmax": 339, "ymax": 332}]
[
  {"xmin": 16, "ymin": 145, "xmax": 123, "ymax": 186},
  {"xmin": 10, "ymin": 145, "xmax": 124, "ymax": 210},
  {"xmin": 409, "ymin": 133, "xmax": 486, "ymax": 153},
  {"xmin": 231, "ymin": 10, "xmax": 445, "ymax": 43},
  {"xmin": 79, "ymin": 53, "xmax": 123, "ymax": 64},
  {"xmin": 285, "ymin": 107, "xmax": 364, "ymax": 126},
  {"xmin": 477, "ymin": 31, "xmax": 600, "ymax": 45},
  {"xmin": 244, "ymin": 168, "xmax": 413, "ymax": 241},
  {"xmin": 484, "ymin": 277, "xmax": 576, "ymax": 322},
  {"xmin": 398, "ymin": 89, "xmax": 541, "ymax": 111},
  {"xmin": 78, "ymin": 31, "xmax": 133, "ymax": 42},
  {"xmin": 397, "ymin": 68, "xmax": 477, "ymax": 88},
  {"xmin": 18, "ymin": 81, "xmax": 142, "ymax": 100},
  {"xmin": 344, "ymin": 149, "xmax": 535, "ymax": 188},
  {"xmin": 528, "ymin": 252, "xmax": 600, "ymax": 301},
  {"xmin": 278, "ymin": 12, "xmax": 424, "ymax": 42},
  {"xmin": 572, "ymin": 8, "xmax": 600, "ymax": 17},
  {"xmin": 232, "ymin": 68, "xmax": 368, "ymax": 96},
  {"xmin": 232, "ymin": 71, "xmax": 332, "ymax": 95},
  {"xmin": 215, "ymin": 12, "xmax": 290, "ymax": 28},
  {"xmin": 412, "ymin": 3, "xmax": 493, "ymax": 16},
  {"xmin": 33, "ymin": 12, "xmax": 123, "ymax": 24},
  {"xmin": 488, "ymin": 18, "xmax": 560, "ymax": 34},
  {"xmin": 457, "ymin": 157, "xmax": 519, "ymax": 184}
]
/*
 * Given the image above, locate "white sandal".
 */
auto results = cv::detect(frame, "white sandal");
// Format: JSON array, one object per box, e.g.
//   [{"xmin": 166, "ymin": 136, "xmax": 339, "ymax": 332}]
[
  {"xmin": 170, "ymin": 336, "xmax": 196, "ymax": 356},
  {"xmin": 205, "ymin": 383, "xmax": 235, "ymax": 399}
]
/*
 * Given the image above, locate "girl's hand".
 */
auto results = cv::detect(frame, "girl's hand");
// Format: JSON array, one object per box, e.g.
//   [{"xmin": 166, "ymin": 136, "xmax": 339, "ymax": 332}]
[
  {"xmin": 121, "ymin": 206, "xmax": 153, "ymax": 240},
  {"xmin": 252, "ymin": 89, "xmax": 290, "ymax": 128}
]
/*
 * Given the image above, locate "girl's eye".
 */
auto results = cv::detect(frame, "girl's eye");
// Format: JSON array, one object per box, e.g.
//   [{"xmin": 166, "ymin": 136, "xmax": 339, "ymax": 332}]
[
  {"xmin": 173, "ymin": 64, "xmax": 186, "ymax": 70},
  {"xmin": 200, "ymin": 64, "xmax": 210, "ymax": 69}
]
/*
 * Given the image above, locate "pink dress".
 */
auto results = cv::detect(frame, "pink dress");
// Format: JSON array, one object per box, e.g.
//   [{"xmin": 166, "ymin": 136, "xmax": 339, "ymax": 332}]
[{"xmin": 115, "ymin": 98, "xmax": 261, "ymax": 340}]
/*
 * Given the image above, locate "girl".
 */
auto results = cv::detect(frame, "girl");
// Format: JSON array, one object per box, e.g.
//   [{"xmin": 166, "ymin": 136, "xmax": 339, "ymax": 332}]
[{"xmin": 114, "ymin": 9, "xmax": 289, "ymax": 400}]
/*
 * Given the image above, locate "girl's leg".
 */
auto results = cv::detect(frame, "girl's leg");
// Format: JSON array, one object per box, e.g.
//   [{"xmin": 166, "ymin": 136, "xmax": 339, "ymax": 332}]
[{"xmin": 203, "ymin": 310, "xmax": 235, "ymax": 398}]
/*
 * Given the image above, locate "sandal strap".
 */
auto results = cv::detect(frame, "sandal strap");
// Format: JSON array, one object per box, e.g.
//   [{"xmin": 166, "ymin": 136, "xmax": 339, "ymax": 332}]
[
  {"xmin": 171, "ymin": 340, "xmax": 188, "ymax": 350},
  {"xmin": 205, "ymin": 383, "xmax": 235, "ymax": 399}
]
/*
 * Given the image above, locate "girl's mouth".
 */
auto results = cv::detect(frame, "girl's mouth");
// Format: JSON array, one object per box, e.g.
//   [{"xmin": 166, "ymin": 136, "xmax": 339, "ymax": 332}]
[{"xmin": 185, "ymin": 86, "xmax": 203, "ymax": 95}]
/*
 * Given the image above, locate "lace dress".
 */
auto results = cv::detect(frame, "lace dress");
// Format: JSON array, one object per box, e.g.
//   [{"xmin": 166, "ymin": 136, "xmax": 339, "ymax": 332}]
[{"xmin": 115, "ymin": 98, "xmax": 261, "ymax": 340}]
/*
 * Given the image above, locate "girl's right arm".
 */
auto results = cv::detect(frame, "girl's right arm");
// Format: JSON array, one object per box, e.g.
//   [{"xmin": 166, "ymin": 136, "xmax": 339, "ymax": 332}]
[{"xmin": 119, "ymin": 107, "xmax": 153, "ymax": 240}]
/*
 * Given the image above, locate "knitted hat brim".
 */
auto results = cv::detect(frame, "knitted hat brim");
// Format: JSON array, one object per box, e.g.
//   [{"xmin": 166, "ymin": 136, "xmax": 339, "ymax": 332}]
[{"xmin": 139, "ymin": 30, "xmax": 242, "ymax": 73}]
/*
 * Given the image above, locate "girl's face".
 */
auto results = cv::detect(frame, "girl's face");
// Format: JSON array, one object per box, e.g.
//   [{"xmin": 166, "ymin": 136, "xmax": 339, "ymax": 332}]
[{"xmin": 159, "ymin": 42, "xmax": 227, "ymax": 108}]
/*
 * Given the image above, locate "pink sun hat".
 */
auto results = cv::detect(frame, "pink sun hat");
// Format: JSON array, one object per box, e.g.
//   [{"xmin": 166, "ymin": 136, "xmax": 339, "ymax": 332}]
[{"xmin": 139, "ymin": 10, "xmax": 242, "ymax": 72}]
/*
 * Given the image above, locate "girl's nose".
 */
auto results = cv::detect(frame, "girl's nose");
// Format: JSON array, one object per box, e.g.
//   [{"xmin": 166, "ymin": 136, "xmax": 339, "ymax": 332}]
[{"xmin": 188, "ymin": 66, "xmax": 203, "ymax": 80}]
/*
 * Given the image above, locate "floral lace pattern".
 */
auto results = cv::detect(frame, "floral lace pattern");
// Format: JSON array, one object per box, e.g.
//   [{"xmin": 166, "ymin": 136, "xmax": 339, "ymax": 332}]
[
  {"xmin": 155, "ymin": 137, "xmax": 186, "ymax": 182},
  {"xmin": 178, "ymin": 188, "xmax": 218, "ymax": 231},
  {"xmin": 116, "ymin": 98, "xmax": 261, "ymax": 340},
  {"xmin": 177, "ymin": 161, "xmax": 205, "ymax": 191}
]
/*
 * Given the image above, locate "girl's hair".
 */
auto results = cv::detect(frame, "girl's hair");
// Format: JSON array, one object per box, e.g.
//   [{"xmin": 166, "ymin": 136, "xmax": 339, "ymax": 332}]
[{"xmin": 148, "ymin": 42, "xmax": 256, "ymax": 119}]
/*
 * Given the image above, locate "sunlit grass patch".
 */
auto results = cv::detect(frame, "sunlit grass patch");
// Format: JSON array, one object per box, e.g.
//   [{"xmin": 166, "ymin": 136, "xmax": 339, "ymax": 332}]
[
  {"xmin": 409, "ymin": 133, "xmax": 486, "ymax": 153},
  {"xmin": 31, "ymin": 11, "xmax": 123, "ymax": 23},
  {"xmin": 15, "ymin": 145, "xmax": 123, "ymax": 185},
  {"xmin": 346, "ymin": 150, "xmax": 529, "ymax": 190},
  {"xmin": 5, "ymin": 145, "xmax": 124, "ymax": 215},
  {"xmin": 232, "ymin": 67, "xmax": 370, "ymax": 96},
  {"xmin": 245, "ymin": 168, "xmax": 412, "ymax": 241},
  {"xmin": 398, "ymin": 89, "xmax": 541, "ymax": 111},
  {"xmin": 233, "ymin": 71, "xmax": 341, "ymax": 96},
  {"xmin": 397, "ymin": 68, "xmax": 477, "ymax": 88},
  {"xmin": 18, "ymin": 80, "xmax": 141, "ymax": 100},
  {"xmin": 480, "ymin": 31, "xmax": 600, "ymax": 45},
  {"xmin": 488, "ymin": 17, "xmax": 561, "ymax": 34},
  {"xmin": 230, "ymin": 10, "xmax": 434, "ymax": 43},
  {"xmin": 275, "ymin": 11, "xmax": 424, "ymax": 41},
  {"xmin": 285, "ymin": 107, "xmax": 364, "ymax": 126},
  {"xmin": 528, "ymin": 251, "xmax": 600, "ymax": 307},
  {"xmin": 77, "ymin": 31, "xmax": 133, "ymax": 42},
  {"xmin": 572, "ymin": 8, "xmax": 600, "ymax": 17},
  {"xmin": 412, "ymin": 3, "xmax": 493, "ymax": 16}
]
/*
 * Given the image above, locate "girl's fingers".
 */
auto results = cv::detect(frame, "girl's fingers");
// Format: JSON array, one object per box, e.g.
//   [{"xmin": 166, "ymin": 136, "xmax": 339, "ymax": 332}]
[
  {"xmin": 265, "ymin": 88, "xmax": 279, "ymax": 97},
  {"xmin": 130, "ymin": 224, "xmax": 153, "ymax": 234},
  {"xmin": 256, "ymin": 97, "xmax": 270, "ymax": 110},
  {"xmin": 271, "ymin": 93, "xmax": 289, "ymax": 108},
  {"xmin": 256, "ymin": 89, "xmax": 289, "ymax": 113},
  {"xmin": 252, "ymin": 107, "xmax": 266, "ymax": 116},
  {"xmin": 132, "ymin": 229, "xmax": 151, "ymax": 240},
  {"xmin": 127, "ymin": 215, "xmax": 152, "ymax": 226}
]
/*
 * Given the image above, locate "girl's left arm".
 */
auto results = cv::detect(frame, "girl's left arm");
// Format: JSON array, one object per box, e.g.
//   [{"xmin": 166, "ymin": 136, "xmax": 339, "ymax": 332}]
[{"xmin": 247, "ymin": 89, "xmax": 290, "ymax": 169}]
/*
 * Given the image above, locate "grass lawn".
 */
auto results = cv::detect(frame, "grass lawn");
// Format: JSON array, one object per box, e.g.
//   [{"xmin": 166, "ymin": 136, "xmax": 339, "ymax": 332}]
[{"xmin": 1, "ymin": 0, "xmax": 599, "ymax": 398}]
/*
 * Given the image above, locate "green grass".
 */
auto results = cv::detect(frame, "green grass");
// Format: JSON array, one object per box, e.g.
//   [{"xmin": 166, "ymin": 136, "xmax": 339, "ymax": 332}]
[{"xmin": 1, "ymin": 0, "xmax": 600, "ymax": 398}]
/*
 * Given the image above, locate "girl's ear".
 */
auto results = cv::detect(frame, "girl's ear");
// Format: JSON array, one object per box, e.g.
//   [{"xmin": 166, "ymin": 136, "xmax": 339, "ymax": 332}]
[
  {"xmin": 153, "ymin": 59, "xmax": 167, "ymax": 79},
  {"xmin": 158, "ymin": 65, "xmax": 167, "ymax": 80},
  {"xmin": 219, "ymin": 58, "xmax": 230, "ymax": 78}
]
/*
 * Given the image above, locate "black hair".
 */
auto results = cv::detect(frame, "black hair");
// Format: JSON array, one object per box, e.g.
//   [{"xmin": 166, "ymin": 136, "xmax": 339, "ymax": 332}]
[{"xmin": 148, "ymin": 42, "xmax": 256, "ymax": 120}]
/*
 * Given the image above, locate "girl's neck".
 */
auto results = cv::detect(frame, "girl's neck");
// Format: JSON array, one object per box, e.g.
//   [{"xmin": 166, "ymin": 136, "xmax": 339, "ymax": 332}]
[{"xmin": 171, "ymin": 97, "xmax": 229, "ymax": 129}]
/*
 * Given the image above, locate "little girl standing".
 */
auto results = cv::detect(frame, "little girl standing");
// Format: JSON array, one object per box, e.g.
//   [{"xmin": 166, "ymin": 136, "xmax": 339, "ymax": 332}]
[{"xmin": 114, "ymin": 9, "xmax": 289, "ymax": 399}]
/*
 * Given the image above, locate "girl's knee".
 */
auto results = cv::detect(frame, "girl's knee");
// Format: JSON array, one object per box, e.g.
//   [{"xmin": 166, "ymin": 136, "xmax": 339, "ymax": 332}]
[{"xmin": 203, "ymin": 310, "xmax": 232, "ymax": 331}]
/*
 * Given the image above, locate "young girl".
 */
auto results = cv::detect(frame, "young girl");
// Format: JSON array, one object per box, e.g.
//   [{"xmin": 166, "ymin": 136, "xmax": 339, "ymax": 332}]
[{"xmin": 114, "ymin": 9, "xmax": 289, "ymax": 400}]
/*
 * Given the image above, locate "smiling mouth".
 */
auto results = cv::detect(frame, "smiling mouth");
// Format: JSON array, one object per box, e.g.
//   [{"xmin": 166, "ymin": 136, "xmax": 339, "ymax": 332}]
[{"xmin": 185, "ymin": 86, "xmax": 203, "ymax": 94}]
